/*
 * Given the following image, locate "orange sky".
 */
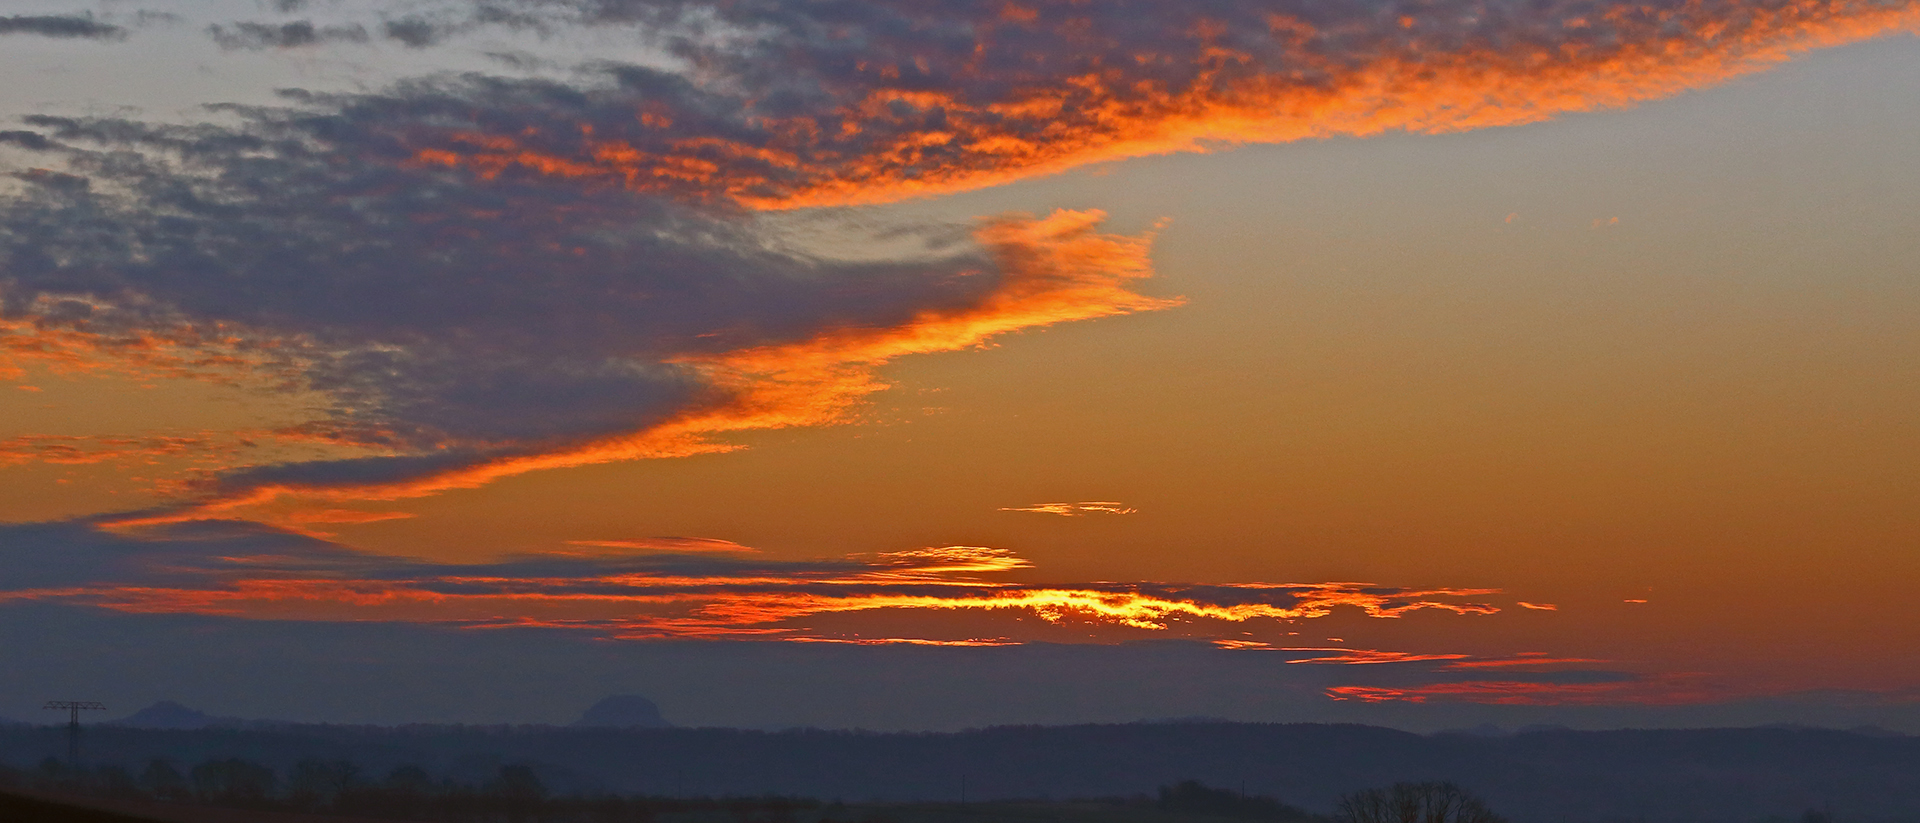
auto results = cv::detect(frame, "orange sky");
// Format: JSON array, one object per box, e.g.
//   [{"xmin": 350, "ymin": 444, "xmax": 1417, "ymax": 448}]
[{"xmin": 0, "ymin": 0, "xmax": 1917, "ymax": 726}]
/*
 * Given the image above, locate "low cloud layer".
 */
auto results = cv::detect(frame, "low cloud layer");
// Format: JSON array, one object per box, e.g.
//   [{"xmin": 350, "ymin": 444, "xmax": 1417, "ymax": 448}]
[
  {"xmin": 0, "ymin": 520, "xmax": 1500, "ymax": 642},
  {"xmin": 0, "ymin": 518, "xmax": 1733, "ymax": 706}
]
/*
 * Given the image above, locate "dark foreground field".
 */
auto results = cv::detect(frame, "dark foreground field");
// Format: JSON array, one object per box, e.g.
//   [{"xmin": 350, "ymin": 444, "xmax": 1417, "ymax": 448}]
[{"xmin": 5, "ymin": 788, "xmax": 1326, "ymax": 823}]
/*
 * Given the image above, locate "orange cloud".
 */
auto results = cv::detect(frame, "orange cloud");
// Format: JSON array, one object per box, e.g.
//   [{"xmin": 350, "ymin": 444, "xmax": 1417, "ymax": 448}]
[
  {"xmin": 1326, "ymin": 675, "xmax": 1724, "ymax": 706},
  {"xmin": 1, "ymin": 532, "xmax": 1504, "ymax": 645},
  {"xmin": 1444, "ymin": 656, "xmax": 1609, "ymax": 669},
  {"xmin": 402, "ymin": 1, "xmax": 1920, "ymax": 210},
  {"xmin": 0, "ymin": 434, "xmax": 245, "ymax": 470},
  {"xmin": 1000, "ymin": 501, "xmax": 1139, "ymax": 516},
  {"xmin": 0, "ymin": 313, "xmax": 292, "ymax": 386},
  {"xmin": 1277, "ymin": 648, "xmax": 1474, "ymax": 665},
  {"xmin": 111, "ymin": 209, "xmax": 1176, "ymax": 524},
  {"xmin": 563, "ymin": 538, "xmax": 759, "ymax": 554}
]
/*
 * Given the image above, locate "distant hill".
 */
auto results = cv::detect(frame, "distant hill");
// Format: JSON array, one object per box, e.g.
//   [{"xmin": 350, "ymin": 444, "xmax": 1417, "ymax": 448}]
[
  {"xmin": 108, "ymin": 701, "xmax": 256, "ymax": 730},
  {"xmin": 572, "ymin": 695, "xmax": 671, "ymax": 729}
]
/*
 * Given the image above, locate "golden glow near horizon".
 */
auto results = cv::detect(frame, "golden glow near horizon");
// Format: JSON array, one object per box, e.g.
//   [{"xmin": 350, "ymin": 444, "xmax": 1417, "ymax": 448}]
[{"xmin": 1, "ymin": 0, "xmax": 1918, "ymax": 715}]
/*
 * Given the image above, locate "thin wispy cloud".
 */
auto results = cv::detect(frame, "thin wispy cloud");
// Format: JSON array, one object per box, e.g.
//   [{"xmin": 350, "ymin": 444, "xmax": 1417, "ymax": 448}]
[
  {"xmin": 1000, "ymin": 502, "xmax": 1138, "ymax": 516},
  {"xmin": 564, "ymin": 537, "xmax": 760, "ymax": 554},
  {"xmin": 1326, "ymin": 675, "xmax": 1720, "ymax": 706}
]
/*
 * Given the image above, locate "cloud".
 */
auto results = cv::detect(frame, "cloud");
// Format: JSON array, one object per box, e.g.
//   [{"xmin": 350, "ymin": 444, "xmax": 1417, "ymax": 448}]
[
  {"xmin": 1325, "ymin": 674, "xmax": 1716, "ymax": 706},
  {"xmin": 0, "ymin": 520, "xmax": 1505, "ymax": 644},
  {"xmin": 207, "ymin": 21, "xmax": 371, "ymax": 50},
  {"xmin": 383, "ymin": 17, "xmax": 454, "ymax": 47},
  {"xmin": 368, "ymin": 0, "xmax": 1920, "ymax": 209},
  {"xmin": 1, "ymin": 85, "xmax": 1175, "ymax": 522},
  {"xmin": 0, "ymin": 14, "xmax": 125, "ymax": 40},
  {"xmin": 0, "ymin": 434, "xmax": 244, "ymax": 469},
  {"xmin": 564, "ymin": 537, "xmax": 759, "ymax": 553},
  {"xmin": 3, "ymin": 0, "xmax": 1912, "ymax": 523},
  {"xmin": 1277, "ymin": 648, "xmax": 1474, "ymax": 665},
  {"xmin": 1000, "ymin": 501, "xmax": 1138, "ymax": 516},
  {"xmin": 1444, "ymin": 653, "xmax": 1608, "ymax": 669}
]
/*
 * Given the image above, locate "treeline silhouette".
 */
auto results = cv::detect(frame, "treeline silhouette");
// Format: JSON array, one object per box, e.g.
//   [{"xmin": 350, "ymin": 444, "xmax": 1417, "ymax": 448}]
[
  {"xmin": 1156, "ymin": 779, "xmax": 1321, "ymax": 821},
  {"xmin": 5, "ymin": 758, "xmax": 1503, "ymax": 823},
  {"xmin": 2, "ymin": 756, "xmax": 837, "ymax": 823},
  {"xmin": 2, "ymin": 722, "xmax": 1916, "ymax": 822}
]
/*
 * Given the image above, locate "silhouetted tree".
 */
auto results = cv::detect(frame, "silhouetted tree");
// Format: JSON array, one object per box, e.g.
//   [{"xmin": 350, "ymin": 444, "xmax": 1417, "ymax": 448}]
[
  {"xmin": 94, "ymin": 764, "xmax": 140, "ymax": 798},
  {"xmin": 139, "ymin": 759, "xmax": 189, "ymax": 799},
  {"xmin": 190, "ymin": 758, "xmax": 275, "ymax": 804},
  {"xmin": 488, "ymin": 763, "xmax": 547, "ymax": 823},
  {"xmin": 1158, "ymin": 779, "xmax": 1319, "ymax": 821},
  {"xmin": 288, "ymin": 758, "xmax": 359, "ymax": 808},
  {"xmin": 1336, "ymin": 781, "xmax": 1505, "ymax": 823},
  {"xmin": 385, "ymin": 763, "xmax": 434, "ymax": 793},
  {"xmin": 36, "ymin": 756, "xmax": 66, "ymax": 782}
]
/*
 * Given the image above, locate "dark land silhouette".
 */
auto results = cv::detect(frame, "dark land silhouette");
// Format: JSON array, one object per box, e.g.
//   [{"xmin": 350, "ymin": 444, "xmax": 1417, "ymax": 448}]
[{"xmin": 2, "ymin": 717, "xmax": 1916, "ymax": 821}]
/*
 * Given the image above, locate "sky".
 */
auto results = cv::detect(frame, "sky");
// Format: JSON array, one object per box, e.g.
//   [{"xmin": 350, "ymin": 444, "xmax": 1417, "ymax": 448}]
[{"xmin": 0, "ymin": 0, "xmax": 1917, "ymax": 731}]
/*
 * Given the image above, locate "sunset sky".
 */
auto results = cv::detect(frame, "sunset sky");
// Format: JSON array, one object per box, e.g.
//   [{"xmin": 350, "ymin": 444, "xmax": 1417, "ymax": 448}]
[{"xmin": 1, "ymin": 0, "xmax": 1917, "ymax": 730}]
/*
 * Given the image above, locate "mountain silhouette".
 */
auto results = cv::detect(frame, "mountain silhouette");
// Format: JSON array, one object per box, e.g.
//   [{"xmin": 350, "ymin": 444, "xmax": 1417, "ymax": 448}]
[
  {"xmin": 109, "ymin": 701, "xmax": 249, "ymax": 730},
  {"xmin": 572, "ymin": 695, "xmax": 671, "ymax": 728}
]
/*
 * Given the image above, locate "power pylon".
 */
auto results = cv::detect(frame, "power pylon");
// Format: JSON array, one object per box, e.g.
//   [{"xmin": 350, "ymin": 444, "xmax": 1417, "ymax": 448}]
[{"xmin": 43, "ymin": 701, "xmax": 106, "ymax": 765}]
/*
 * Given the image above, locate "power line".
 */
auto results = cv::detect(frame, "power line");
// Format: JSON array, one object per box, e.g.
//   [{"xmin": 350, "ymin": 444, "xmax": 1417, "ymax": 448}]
[{"xmin": 43, "ymin": 701, "xmax": 106, "ymax": 766}]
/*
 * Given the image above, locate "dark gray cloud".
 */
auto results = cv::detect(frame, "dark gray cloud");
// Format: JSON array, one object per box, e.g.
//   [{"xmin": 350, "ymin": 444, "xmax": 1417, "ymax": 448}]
[
  {"xmin": 0, "ymin": 77, "xmax": 999, "ymax": 461},
  {"xmin": 383, "ymin": 17, "xmax": 451, "ymax": 47},
  {"xmin": 0, "ymin": 131, "xmax": 55, "ymax": 151},
  {"xmin": 208, "ymin": 20, "xmax": 371, "ymax": 49},
  {"xmin": 0, "ymin": 14, "xmax": 125, "ymax": 39}
]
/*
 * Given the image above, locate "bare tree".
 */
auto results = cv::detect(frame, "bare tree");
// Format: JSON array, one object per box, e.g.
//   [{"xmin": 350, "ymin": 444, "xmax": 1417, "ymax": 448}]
[{"xmin": 1336, "ymin": 781, "xmax": 1505, "ymax": 823}]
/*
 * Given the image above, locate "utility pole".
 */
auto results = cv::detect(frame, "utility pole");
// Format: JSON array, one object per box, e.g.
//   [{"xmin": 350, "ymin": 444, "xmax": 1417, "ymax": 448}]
[{"xmin": 43, "ymin": 701, "xmax": 106, "ymax": 766}]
